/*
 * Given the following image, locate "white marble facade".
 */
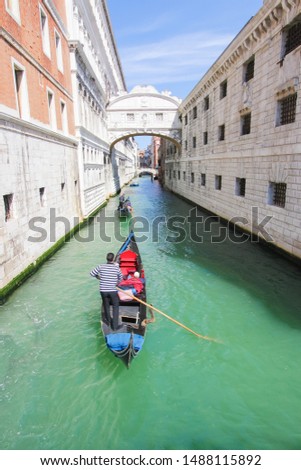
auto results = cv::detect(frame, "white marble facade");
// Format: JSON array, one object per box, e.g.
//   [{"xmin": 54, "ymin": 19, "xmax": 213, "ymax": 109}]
[
  {"xmin": 163, "ymin": 0, "xmax": 301, "ymax": 260},
  {"xmin": 66, "ymin": 0, "xmax": 137, "ymax": 217}
]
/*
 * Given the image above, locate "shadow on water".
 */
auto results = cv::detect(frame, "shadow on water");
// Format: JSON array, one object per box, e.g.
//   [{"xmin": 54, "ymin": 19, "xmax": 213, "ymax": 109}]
[{"xmin": 163, "ymin": 221, "xmax": 301, "ymax": 330}]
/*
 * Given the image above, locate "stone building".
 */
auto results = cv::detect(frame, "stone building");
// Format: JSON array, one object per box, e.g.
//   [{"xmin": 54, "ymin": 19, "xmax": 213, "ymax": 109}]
[
  {"xmin": 163, "ymin": 0, "xmax": 301, "ymax": 260},
  {"xmin": 66, "ymin": 0, "xmax": 137, "ymax": 217},
  {"xmin": 0, "ymin": 0, "xmax": 137, "ymax": 297},
  {"xmin": 0, "ymin": 0, "xmax": 79, "ymax": 290}
]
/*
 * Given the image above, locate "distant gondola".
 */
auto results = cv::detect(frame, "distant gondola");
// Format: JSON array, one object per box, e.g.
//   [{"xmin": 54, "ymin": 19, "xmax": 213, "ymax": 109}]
[
  {"xmin": 101, "ymin": 231, "xmax": 149, "ymax": 367},
  {"xmin": 117, "ymin": 195, "xmax": 133, "ymax": 217},
  {"xmin": 129, "ymin": 183, "xmax": 139, "ymax": 187}
]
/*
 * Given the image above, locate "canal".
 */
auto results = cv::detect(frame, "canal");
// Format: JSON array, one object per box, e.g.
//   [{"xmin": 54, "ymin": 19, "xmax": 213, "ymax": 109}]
[{"xmin": 0, "ymin": 177, "xmax": 301, "ymax": 450}]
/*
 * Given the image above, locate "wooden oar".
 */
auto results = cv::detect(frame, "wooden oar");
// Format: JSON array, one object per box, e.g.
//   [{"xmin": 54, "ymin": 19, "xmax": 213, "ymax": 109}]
[{"xmin": 116, "ymin": 287, "xmax": 221, "ymax": 343}]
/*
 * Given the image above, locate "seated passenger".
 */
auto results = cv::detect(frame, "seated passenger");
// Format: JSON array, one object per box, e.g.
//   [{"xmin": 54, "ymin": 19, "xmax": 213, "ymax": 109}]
[{"xmin": 119, "ymin": 271, "xmax": 144, "ymax": 294}]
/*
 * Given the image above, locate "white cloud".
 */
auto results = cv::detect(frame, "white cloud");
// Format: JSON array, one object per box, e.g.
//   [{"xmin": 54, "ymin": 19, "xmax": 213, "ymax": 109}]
[{"xmin": 119, "ymin": 30, "xmax": 234, "ymax": 90}]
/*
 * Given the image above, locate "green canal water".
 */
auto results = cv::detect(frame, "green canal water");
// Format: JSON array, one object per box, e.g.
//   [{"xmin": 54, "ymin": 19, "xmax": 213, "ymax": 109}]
[{"xmin": 1, "ymin": 178, "xmax": 301, "ymax": 450}]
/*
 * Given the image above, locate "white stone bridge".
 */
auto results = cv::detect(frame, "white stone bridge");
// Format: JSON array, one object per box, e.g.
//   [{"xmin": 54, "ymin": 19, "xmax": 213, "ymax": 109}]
[{"xmin": 107, "ymin": 85, "xmax": 182, "ymax": 149}]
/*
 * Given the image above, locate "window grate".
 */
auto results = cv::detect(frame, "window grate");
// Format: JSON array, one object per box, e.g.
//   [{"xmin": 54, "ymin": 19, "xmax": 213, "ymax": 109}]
[
  {"xmin": 201, "ymin": 173, "xmax": 206, "ymax": 186},
  {"xmin": 285, "ymin": 21, "xmax": 301, "ymax": 56},
  {"xmin": 280, "ymin": 93, "xmax": 297, "ymax": 125},
  {"xmin": 273, "ymin": 183, "xmax": 287, "ymax": 207},
  {"xmin": 215, "ymin": 175, "xmax": 222, "ymax": 190},
  {"xmin": 236, "ymin": 178, "xmax": 246, "ymax": 197},
  {"xmin": 193, "ymin": 106, "xmax": 197, "ymax": 119},
  {"xmin": 241, "ymin": 113, "xmax": 251, "ymax": 135},
  {"xmin": 203, "ymin": 131, "xmax": 208, "ymax": 145}
]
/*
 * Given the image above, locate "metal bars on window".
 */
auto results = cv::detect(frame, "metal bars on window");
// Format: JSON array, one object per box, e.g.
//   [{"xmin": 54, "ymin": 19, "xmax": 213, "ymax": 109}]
[
  {"xmin": 280, "ymin": 93, "xmax": 297, "ymax": 125},
  {"xmin": 273, "ymin": 183, "xmax": 287, "ymax": 208},
  {"xmin": 285, "ymin": 21, "xmax": 301, "ymax": 56}
]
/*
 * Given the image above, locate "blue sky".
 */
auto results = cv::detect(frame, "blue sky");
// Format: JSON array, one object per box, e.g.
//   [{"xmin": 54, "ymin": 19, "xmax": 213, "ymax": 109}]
[{"xmin": 106, "ymin": 0, "xmax": 264, "ymax": 147}]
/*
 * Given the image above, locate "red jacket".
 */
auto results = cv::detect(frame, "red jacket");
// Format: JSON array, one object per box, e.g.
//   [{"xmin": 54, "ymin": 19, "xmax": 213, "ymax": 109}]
[{"xmin": 119, "ymin": 276, "xmax": 144, "ymax": 294}]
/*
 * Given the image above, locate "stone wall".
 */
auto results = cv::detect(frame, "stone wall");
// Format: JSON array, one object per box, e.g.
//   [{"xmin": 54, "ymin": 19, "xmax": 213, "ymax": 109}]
[
  {"xmin": 164, "ymin": 0, "xmax": 301, "ymax": 260},
  {"xmin": 0, "ymin": 117, "xmax": 79, "ymax": 289}
]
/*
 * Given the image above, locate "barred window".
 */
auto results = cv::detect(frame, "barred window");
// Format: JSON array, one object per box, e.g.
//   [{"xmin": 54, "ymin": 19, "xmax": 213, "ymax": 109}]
[
  {"xmin": 201, "ymin": 173, "xmax": 206, "ymax": 186},
  {"xmin": 193, "ymin": 136, "xmax": 196, "ymax": 148},
  {"xmin": 218, "ymin": 124, "xmax": 225, "ymax": 141},
  {"xmin": 278, "ymin": 94, "xmax": 297, "ymax": 125},
  {"xmin": 268, "ymin": 182, "xmax": 287, "ymax": 208},
  {"xmin": 203, "ymin": 131, "xmax": 208, "ymax": 145},
  {"xmin": 184, "ymin": 115, "xmax": 188, "ymax": 125},
  {"xmin": 284, "ymin": 18, "xmax": 301, "ymax": 57},
  {"xmin": 178, "ymin": 171, "xmax": 181, "ymax": 180},
  {"xmin": 220, "ymin": 80, "xmax": 227, "ymax": 99},
  {"xmin": 244, "ymin": 57, "xmax": 254, "ymax": 82},
  {"xmin": 215, "ymin": 175, "xmax": 222, "ymax": 190},
  {"xmin": 241, "ymin": 113, "xmax": 251, "ymax": 135},
  {"xmin": 185, "ymin": 140, "xmax": 188, "ymax": 150},
  {"xmin": 193, "ymin": 106, "xmax": 197, "ymax": 119},
  {"xmin": 183, "ymin": 171, "xmax": 186, "ymax": 181},
  {"xmin": 191, "ymin": 173, "xmax": 195, "ymax": 184},
  {"xmin": 235, "ymin": 178, "xmax": 246, "ymax": 197}
]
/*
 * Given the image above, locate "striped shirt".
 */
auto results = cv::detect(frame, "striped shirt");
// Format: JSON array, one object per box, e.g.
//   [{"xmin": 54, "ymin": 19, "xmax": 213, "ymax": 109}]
[{"xmin": 90, "ymin": 262, "xmax": 123, "ymax": 292}]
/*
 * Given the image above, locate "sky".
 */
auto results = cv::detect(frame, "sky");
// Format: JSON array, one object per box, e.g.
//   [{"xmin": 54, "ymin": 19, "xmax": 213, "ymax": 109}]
[{"xmin": 106, "ymin": 0, "xmax": 264, "ymax": 148}]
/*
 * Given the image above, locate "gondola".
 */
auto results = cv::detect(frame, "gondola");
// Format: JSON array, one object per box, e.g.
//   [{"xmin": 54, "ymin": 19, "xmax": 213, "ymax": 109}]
[
  {"xmin": 101, "ymin": 231, "xmax": 148, "ymax": 367},
  {"xmin": 117, "ymin": 195, "xmax": 133, "ymax": 217},
  {"xmin": 129, "ymin": 183, "xmax": 139, "ymax": 187}
]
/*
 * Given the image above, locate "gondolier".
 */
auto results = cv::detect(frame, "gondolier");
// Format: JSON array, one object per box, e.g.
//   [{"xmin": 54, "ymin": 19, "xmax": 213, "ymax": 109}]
[{"xmin": 90, "ymin": 253, "xmax": 123, "ymax": 330}]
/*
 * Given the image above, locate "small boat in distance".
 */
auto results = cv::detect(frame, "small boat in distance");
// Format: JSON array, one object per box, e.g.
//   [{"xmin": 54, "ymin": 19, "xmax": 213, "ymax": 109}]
[
  {"xmin": 117, "ymin": 194, "xmax": 133, "ymax": 217},
  {"xmin": 129, "ymin": 183, "xmax": 139, "ymax": 187},
  {"xmin": 101, "ymin": 231, "xmax": 149, "ymax": 367}
]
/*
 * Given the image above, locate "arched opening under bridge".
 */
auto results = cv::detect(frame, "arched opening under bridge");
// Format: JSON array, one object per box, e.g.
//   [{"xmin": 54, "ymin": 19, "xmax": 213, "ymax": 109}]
[{"xmin": 107, "ymin": 85, "xmax": 182, "ymax": 150}]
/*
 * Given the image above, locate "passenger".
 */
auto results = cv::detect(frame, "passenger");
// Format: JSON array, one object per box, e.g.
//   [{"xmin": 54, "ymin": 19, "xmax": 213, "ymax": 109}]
[{"xmin": 119, "ymin": 270, "xmax": 144, "ymax": 294}]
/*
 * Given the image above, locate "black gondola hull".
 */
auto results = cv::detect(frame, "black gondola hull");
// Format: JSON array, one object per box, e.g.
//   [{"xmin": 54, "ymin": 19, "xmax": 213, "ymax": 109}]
[{"xmin": 100, "ymin": 231, "xmax": 147, "ymax": 367}]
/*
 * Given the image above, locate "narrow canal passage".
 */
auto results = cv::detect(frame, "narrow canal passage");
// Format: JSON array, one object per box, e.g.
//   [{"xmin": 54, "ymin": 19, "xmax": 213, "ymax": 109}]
[{"xmin": 1, "ymin": 178, "xmax": 301, "ymax": 450}]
